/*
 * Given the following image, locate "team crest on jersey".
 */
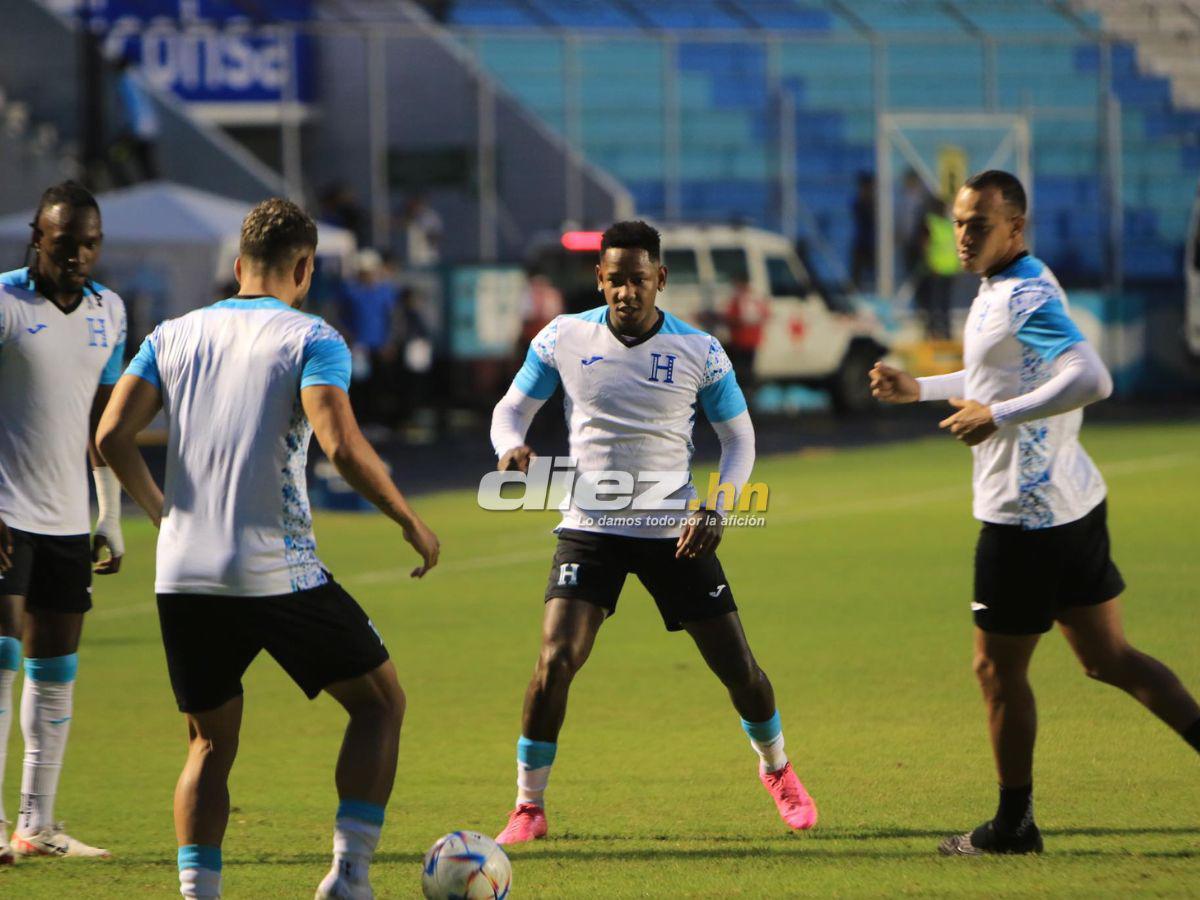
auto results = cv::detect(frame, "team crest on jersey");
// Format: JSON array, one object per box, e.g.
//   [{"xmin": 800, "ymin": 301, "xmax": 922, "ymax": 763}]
[
  {"xmin": 647, "ymin": 352, "xmax": 676, "ymax": 384},
  {"xmin": 85, "ymin": 317, "xmax": 108, "ymax": 348}
]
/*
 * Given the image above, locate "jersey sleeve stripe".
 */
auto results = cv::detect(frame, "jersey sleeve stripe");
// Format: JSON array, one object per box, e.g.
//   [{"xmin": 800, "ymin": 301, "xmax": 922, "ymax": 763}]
[
  {"xmin": 513, "ymin": 345, "xmax": 561, "ymax": 400},
  {"xmin": 1015, "ymin": 296, "xmax": 1085, "ymax": 362},
  {"xmin": 698, "ymin": 369, "xmax": 748, "ymax": 423},
  {"xmin": 124, "ymin": 334, "xmax": 161, "ymax": 388}
]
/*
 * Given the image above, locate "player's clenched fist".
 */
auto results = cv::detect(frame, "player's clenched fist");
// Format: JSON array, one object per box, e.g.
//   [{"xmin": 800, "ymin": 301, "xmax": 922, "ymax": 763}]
[
  {"xmin": 869, "ymin": 361, "xmax": 920, "ymax": 404},
  {"xmin": 498, "ymin": 445, "xmax": 535, "ymax": 474}
]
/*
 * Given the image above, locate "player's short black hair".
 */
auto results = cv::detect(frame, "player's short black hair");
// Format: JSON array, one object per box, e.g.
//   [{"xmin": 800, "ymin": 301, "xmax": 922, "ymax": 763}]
[
  {"xmin": 600, "ymin": 220, "xmax": 661, "ymax": 263},
  {"xmin": 963, "ymin": 170, "xmax": 1027, "ymax": 215},
  {"xmin": 239, "ymin": 198, "xmax": 318, "ymax": 270},
  {"xmin": 31, "ymin": 181, "xmax": 99, "ymax": 228}
]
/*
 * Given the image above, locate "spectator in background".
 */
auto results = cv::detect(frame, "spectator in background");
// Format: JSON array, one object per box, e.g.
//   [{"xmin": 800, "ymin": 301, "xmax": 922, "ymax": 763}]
[
  {"xmin": 340, "ymin": 249, "xmax": 402, "ymax": 428},
  {"xmin": 403, "ymin": 194, "xmax": 443, "ymax": 268},
  {"xmin": 111, "ymin": 54, "xmax": 160, "ymax": 184},
  {"xmin": 850, "ymin": 172, "xmax": 876, "ymax": 292},
  {"xmin": 897, "ymin": 169, "xmax": 933, "ymax": 282},
  {"xmin": 520, "ymin": 273, "xmax": 564, "ymax": 346},
  {"xmin": 724, "ymin": 276, "xmax": 770, "ymax": 394},
  {"xmin": 318, "ymin": 183, "xmax": 369, "ymax": 247},
  {"xmin": 915, "ymin": 198, "xmax": 959, "ymax": 339}
]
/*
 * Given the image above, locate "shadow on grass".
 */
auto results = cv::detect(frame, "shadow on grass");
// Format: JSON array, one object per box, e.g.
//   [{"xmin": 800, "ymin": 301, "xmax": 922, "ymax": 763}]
[{"xmin": 101, "ymin": 826, "xmax": 1200, "ymax": 868}]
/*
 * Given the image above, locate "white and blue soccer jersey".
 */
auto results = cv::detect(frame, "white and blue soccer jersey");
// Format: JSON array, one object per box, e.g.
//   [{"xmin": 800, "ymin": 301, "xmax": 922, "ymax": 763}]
[
  {"xmin": 515, "ymin": 306, "xmax": 748, "ymax": 538},
  {"xmin": 125, "ymin": 297, "xmax": 351, "ymax": 596},
  {"xmin": 0, "ymin": 267, "xmax": 126, "ymax": 535},
  {"xmin": 964, "ymin": 254, "xmax": 1106, "ymax": 529}
]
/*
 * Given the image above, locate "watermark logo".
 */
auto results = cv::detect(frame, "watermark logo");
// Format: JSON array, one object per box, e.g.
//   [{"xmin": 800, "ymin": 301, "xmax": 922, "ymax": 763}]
[{"xmin": 477, "ymin": 457, "xmax": 769, "ymax": 521}]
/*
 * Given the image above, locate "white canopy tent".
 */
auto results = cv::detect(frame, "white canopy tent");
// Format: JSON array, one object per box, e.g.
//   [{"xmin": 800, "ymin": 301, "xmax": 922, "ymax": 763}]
[{"xmin": 0, "ymin": 181, "xmax": 356, "ymax": 326}]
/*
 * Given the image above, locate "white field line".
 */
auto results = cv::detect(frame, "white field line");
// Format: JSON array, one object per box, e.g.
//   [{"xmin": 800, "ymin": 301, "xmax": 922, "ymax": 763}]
[{"xmin": 88, "ymin": 451, "xmax": 1196, "ymax": 620}]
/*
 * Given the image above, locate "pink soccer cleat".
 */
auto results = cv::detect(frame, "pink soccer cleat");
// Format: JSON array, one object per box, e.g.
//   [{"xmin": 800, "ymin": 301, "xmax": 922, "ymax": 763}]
[
  {"xmin": 495, "ymin": 803, "xmax": 547, "ymax": 845},
  {"xmin": 759, "ymin": 762, "xmax": 818, "ymax": 830}
]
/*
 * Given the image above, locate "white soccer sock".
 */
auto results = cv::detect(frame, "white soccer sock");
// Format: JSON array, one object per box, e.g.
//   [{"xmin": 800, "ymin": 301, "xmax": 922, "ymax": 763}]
[
  {"xmin": 742, "ymin": 712, "xmax": 789, "ymax": 773},
  {"xmin": 179, "ymin": 844, "xmax": 223, "ymax": 898},
  {"xmin": 179, "ymin": 867, "xmax": 222, "ymax": 899},
  {"xmin": 17, "ymin": 654, "xmax": 77, "ymax": 834},
  {"xmin": 516, "ymin": 736, "xmax": 556, "ymax": 808},
  {"xmin": 0, "ymin": 637, "xmax": 20, "ymax": 825},
  {"xmin": 332, "ymin": 816, "xmax": 382, "ymax": 885},
  {"xmin": 750, "ymin": 732, "xmax": 788, "ymax": 772}
]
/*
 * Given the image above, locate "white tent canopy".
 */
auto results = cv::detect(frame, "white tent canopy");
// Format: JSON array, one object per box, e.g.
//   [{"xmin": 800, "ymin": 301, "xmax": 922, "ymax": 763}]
[{"xmin": 0, "ymin": 181, "xmax": 356, "ymax": 326}]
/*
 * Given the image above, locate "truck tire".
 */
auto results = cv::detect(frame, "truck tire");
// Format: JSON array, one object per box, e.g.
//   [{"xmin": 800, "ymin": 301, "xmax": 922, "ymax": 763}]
[{"xmin": 830, "ymin": 343, "xmax": 879, "ymax": 414}]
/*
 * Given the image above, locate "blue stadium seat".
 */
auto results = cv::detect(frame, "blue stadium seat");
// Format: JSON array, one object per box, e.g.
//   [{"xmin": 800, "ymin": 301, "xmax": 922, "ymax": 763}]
[
  {"xmin": 639, "ymin": 1, "xmax": 745, "ymax": 30},
  {"xmin": 730, "ymin": 1, "xmax": 839, "ymax": 32},
  {"xmin": 454, "ymin": 8, "xmax": 1199, "ymax": 287},
  {"xmin": 953, "ymin": 0, "xmax": 1080, "ymax": 34},
  {"xmin": 526, "ymin": 0, "xmax": 641, "ymax": 29},
  {"xmin": 449, "ymin": 0, "xmax": 542, "ymax": 28}
]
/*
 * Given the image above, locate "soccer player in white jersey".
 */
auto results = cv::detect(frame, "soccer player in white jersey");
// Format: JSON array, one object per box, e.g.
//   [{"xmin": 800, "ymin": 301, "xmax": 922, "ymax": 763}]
[
  {"xmin": 0, "ymin": 182, "xmax": 127, "ymax": 862},
  {"xmin": 96, "ymin": 199, "xmax": 440, "ymax": 900},
  {"xmin": 489, "ymin": 221, "xmax": 817, "ymax": 845},
  {"xmin": 871, "ymin": 170, "xmax": 1200, "ymax": 856}
]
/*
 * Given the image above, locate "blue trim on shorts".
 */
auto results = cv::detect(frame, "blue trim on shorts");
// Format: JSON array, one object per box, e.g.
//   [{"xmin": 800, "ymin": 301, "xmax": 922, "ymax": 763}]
[
  {"xmin": 24, "ymin": 653, "xmax": 77, "ymax": 683},
  {"xmin": 741, "ymin": 711, "xmax": 782, "ymax": 743},
  {"xmin": 337, "ymin": 798, "xmax": 385, "ymax": 826},
  {"xmin": 517, "ymin": 736, "xmax": 558, "ymax": 769},
  {"xmin": 178, "ymin": 844, "xmax": 222, "ymax": 872},
  {"xmin": 0, "ymin": 636, "xmax": 19, "ymax": 670}
]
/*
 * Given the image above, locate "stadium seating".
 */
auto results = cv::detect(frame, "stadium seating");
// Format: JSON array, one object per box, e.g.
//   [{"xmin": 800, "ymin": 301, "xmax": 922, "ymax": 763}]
[{"xmin": 452, "ymin": 0, "xmax": 1200, "ymax": 285}]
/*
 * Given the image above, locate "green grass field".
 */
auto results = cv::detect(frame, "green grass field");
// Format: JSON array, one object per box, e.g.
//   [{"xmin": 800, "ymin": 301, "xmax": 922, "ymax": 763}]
[{"xmin": 4, "ymin": 421, "xmax": 1199, "ymax": 898}]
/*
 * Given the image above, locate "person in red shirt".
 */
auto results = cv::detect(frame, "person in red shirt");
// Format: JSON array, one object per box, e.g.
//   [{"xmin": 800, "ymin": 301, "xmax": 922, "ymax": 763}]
[{"xmin": 724, "ymin": 277, "xmax": 770, "ymax": 392}]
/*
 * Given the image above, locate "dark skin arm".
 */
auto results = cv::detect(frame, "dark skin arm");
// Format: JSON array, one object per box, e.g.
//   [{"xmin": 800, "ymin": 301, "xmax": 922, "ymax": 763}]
[{"xmin": 89, "ymin": 383, "xmax": 122, "ymax": 573}]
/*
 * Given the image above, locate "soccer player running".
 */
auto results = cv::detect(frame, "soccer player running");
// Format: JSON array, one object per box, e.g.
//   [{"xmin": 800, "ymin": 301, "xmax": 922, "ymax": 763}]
[
  {"xmin": 489, "ymin": 221, "xmax": 816, "ymax": 845},
  {"xmin": 96, "ymin": 199, "xmax": 440, "ymax": 900},
  {"xmin": 0, "ymin": 181, "xmax": 127, "ymax": 862},
  {"xmin": 870, "ymin": 170, "xmax": 1200, "ymax": 856}
]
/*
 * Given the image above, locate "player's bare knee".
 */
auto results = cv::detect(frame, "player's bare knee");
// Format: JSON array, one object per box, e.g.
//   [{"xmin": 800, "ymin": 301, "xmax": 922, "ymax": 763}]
[
  {"xmin": 716, "ymin": 656, "xmax": 762, "ymax": 691},
  {"xmin": 1079, "ymin": 648, "xmax": 1131, "ymax": 686},
  {"xmin": 536, "ymin": 643, "xmax": 582, "ymax": 687},
  {"xmin": 187, "ymin": 731, "xmax": 238, "ymax": 770},
  {"xmin": 972, "ymin": 654, "xmax": 1002, "ymax": 694}
]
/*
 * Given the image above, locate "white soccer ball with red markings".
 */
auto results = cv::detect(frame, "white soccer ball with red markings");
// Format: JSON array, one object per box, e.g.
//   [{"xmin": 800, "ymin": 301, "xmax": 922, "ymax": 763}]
[{"xmin": 421, "ymin": 830, "xmax": 512, "ymax": 900}]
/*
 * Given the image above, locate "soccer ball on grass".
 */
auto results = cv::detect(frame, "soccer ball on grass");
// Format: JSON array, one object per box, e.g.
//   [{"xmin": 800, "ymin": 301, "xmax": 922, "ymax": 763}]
[{"xmin": 421, "ymin": 830, "xmax": 512, "ymax": 899}]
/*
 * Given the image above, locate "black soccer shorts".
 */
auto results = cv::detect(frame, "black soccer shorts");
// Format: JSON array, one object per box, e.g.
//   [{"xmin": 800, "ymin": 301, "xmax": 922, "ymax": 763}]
[
  {"xmin": 973, "ymin": 499, "xmax": 1126, "ymax": 635},
  {"xmin": 157, "ymin": 577, "xmax": 390, "ymax": 713},
  {"xmin": 0, "ymin": 528, "xmax": 93, "ymax": 613},
  {"xmin": 544, "ymin": 528, "xmax": 737, "ymax": 631}
]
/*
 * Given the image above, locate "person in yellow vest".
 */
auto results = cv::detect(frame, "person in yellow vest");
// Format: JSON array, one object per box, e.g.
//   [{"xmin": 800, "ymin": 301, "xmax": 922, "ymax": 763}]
[{"xmin": 917, "ymin": 198, "xmax": 960, "ymax": 339}]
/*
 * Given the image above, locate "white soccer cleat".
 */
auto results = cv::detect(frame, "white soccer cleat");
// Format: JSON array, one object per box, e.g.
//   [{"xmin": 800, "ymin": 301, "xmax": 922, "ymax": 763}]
[
  {"xmin": 0, "ymin": 820, "xmax": 14, "ymax": 865},
  {"xmin": 315, "ymin": 863, "xmax": 374, "ymax": 900},
  {"xmin": 11, "ymin": 823, "xmax": 111, "ymax": 859}
]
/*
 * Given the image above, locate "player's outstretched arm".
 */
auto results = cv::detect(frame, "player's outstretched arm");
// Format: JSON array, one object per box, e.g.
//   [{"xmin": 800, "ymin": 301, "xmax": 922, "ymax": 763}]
[
  {"xmin": 302, "ymin": 384, "xmax": 440, "ymax": 577},
  {"xmin": 96, "ymin": 374, "xmax": 165, "ymax": 528}
]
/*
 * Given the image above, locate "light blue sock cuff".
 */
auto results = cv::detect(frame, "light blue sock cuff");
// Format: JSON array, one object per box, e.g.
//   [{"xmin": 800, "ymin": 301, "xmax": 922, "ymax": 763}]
[
  {"xmin": 24, "ymin": 653, "xmax": 78, "ymax": 683},
  {"xmin": 337, "ymin": 799, "xmax": 385, "ymax": 826},
  {"xmin": 741, "ymin": 711, "xmax": 782, "ymax": 743},
  {"xmin": 178, "ymin": 844, "xmax": 222, "ymax": 872},
  {"xmin": 0, "ymin": 637, "xmax": 19, "ymax": 670},
  {"xmin": 517, "ymin": 736, "xmax": 557, "ymax": 769}
]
